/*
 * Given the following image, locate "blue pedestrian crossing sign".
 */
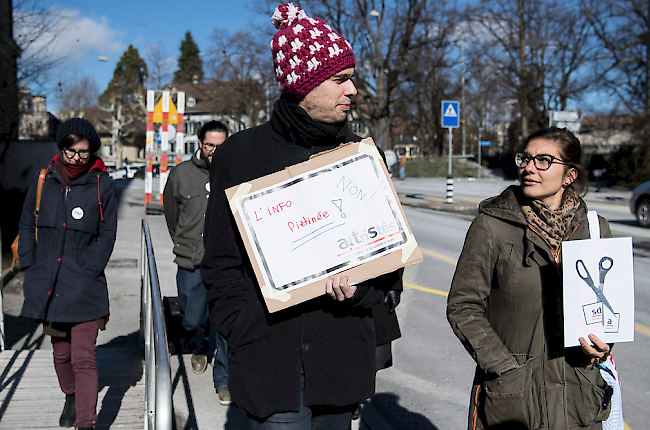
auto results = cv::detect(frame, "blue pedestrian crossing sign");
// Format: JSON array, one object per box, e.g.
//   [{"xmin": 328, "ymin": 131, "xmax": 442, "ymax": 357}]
[{"xmin": 442, "ymin": 101, "xmax": 460, "ymax": 128}]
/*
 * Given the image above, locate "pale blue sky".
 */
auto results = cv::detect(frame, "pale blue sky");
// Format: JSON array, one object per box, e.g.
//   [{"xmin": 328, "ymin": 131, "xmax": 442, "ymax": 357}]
[{"xmin": 27, "ymin": 0, "xmax": 269, "ymax": 111}]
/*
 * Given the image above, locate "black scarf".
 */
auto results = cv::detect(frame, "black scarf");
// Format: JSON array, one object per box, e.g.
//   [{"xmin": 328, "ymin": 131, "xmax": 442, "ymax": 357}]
[{"xmin": 271, "ymin": 97, "xmax": 353, "ymax": 150}]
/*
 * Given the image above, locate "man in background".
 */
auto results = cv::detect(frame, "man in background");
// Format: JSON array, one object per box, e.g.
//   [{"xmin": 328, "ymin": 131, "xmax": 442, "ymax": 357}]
[{"xmin": 163, "ymin": 120, "xmax": 231, "ymax": 405}]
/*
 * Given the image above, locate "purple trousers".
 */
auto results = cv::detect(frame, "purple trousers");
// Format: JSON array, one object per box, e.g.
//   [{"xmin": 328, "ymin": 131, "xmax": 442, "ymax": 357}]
[{"xmin": 51, "ymin": 320, "xmax": 99, "ymax": 429}]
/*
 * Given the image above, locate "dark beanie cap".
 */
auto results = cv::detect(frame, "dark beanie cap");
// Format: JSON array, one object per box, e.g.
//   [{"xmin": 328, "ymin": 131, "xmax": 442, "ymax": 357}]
[{"xmin": 56, "ymin": 118, "xmax": 102, "ymax": 153}]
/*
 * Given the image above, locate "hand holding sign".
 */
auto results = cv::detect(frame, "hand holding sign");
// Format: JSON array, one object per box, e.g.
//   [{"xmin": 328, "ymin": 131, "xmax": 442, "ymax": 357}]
[
  {"xmin": 325, "ymin": 274, "xmax": 355, "ymax": 301},
  {"xmin": 578, "ymin": 333, "xmax": 611, "ymax": 362}
]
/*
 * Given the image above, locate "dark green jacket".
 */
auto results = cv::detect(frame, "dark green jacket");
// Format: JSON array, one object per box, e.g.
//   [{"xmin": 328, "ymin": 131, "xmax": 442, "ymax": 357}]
[
  {"xmin": 163, "ymin": 154, "xmax": 210, "ymax": 269},
  {"xmin": 447, "ymin": 186, "xmax": 612, "ymax": 430}
]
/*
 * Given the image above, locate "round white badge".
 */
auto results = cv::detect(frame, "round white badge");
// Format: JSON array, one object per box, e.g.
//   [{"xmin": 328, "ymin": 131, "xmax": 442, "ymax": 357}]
[
  {"xmin": 72, "ymin": 207, "xmax": 84, "ymax": 220},
  {"xmin": 205, "ymin": 182, "xmax": 211, "ymax": 193}
]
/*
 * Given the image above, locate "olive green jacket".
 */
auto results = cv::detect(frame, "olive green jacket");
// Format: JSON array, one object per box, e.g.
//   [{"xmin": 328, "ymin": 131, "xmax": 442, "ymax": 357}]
[
  {"xmin": 447, "ymin": 186, "xmax": 612, "ymax": 430},
  {"xmin": 163, "ymin": 154, "xmax": 210, "ymax": 270}
]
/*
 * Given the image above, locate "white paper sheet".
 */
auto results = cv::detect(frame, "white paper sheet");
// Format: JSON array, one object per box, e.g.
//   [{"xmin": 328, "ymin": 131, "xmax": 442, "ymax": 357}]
[
  {"xmin": 562, "ymin": 236, "xmax": 635, "ymax": 347},
  {"xmin": 238, "ymin": 153, "xmax": 409, "ymax": 293}
]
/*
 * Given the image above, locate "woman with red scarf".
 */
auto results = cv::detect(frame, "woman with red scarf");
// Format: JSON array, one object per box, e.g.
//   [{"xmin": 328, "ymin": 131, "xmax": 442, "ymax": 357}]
[{"xmin": 18, "ymin": 118, "xmax": 117, "ymax": 430}]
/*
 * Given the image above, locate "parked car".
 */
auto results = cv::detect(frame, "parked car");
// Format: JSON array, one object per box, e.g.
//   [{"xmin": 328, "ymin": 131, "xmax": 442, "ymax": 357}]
[
  {"xmin": 630, "ymin": 180, "xmax": 650, "ymax": 228},
  {"xmin": 109, "ymin": 165, "xmax": 139, "ymax": 180}
]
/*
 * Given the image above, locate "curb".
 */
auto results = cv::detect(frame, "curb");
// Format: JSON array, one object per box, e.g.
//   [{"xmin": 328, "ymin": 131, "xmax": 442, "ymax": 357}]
[{"xmin": 398, "ymin": 194, "xmax": 478, "ymax": 216}]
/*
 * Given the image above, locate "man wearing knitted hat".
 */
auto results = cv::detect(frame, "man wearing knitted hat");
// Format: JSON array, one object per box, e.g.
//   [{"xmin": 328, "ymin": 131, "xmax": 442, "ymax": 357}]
[{"xmin": 200, "ymin": 3, "xmax": 402, "ymax": 429}]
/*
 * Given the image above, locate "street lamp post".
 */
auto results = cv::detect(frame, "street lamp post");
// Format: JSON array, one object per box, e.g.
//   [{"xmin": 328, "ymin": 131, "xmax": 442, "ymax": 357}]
[{"xmin": 461, "ymin": 35, "xmax": 466, "ymax": 156}]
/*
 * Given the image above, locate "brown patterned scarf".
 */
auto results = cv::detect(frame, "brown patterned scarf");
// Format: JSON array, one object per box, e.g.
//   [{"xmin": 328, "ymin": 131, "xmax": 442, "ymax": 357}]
[{"xmin": 521, "ymin": 187, "xmax": 581, "ymax": 253}]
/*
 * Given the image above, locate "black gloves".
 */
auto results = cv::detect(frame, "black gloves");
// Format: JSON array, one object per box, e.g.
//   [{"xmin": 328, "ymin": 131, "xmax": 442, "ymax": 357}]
[{"xmin": 385, "ymin": 290, "xmax": 401, "ymax": 313}]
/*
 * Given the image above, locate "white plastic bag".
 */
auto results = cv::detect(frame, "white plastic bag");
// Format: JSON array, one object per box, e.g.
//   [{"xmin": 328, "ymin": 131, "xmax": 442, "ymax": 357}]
[{"xmin": 598, "ymin": 354, "xmax": 624, "ymax": 430}]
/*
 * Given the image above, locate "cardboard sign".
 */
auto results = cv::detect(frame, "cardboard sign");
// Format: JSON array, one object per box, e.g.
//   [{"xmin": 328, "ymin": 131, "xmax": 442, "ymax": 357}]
[
  {"xmin": 226, "ymin": 138, "xmax": 422, "ymax": 312},
  {"xmin": 562, "ymin": 236, "xmax": 635, "ymax": 347}
]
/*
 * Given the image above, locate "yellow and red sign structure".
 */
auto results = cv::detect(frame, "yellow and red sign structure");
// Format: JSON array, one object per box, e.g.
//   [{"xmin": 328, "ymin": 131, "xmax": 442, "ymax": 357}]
[{"xmin": 145, "ymin": 89, "xmax": 186, "ymax": 209}]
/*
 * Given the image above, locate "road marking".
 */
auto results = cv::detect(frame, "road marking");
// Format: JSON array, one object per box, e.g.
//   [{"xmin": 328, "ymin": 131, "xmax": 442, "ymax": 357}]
[
  {"xmin": 419, "ymin": 247, "xmax": 458, "ymax": 266},
  {"xmin": 404, "ymin": 282, "xmax": 448, "ymax": 297},
  {"xmin": 635, "ymin": 322, "xmax": 650, "ymax": 338}
]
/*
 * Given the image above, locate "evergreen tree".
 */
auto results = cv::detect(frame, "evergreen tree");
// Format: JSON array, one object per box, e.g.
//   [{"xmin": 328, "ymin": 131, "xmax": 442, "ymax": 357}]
[
  {"xmin": 174, "ymin": 31, "xmax": 204, "ymax": 84},
  {"xmin": 101, "ymin": 45, "xmax": 148, "ymax": 107},
  {"xmin": 100, "ymin": 45, "xmax": 148, "ymax": 163}
]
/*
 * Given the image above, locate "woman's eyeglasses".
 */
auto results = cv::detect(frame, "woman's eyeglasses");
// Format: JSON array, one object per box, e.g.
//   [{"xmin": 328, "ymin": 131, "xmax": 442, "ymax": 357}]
[
  {"xmin": 515, "ymin": 153, "xmax": 567, "ymax": 171},
  {"xmin": 63, "ymin": 148, "xmax": 91, "ymax": 159}
]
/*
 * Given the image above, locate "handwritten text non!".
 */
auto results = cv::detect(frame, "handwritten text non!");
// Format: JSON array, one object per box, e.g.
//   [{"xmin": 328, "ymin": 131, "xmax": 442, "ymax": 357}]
[
  {"xmin": 337, "ymin": 176, "xmax": 377, "ymax": 201},
  {"xmin": 288, "ymin": 211, "xmax": 330, "ymax": 232},
  {"xmin": 254, "ymin": 200, "xmax": 292, "ymax": 221}
]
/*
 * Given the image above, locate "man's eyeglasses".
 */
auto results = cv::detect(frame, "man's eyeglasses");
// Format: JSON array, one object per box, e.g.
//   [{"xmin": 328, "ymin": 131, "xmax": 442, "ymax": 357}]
[
  {"xmin": 201, "ymin": 142, "xmax": 218, "ymax": 151},
  {"xmin": 515, "ymin": 153, "xmax": 567, "ymax": 171},
  {"xmin": 63, "ymin": 148, "xmax": 91, "ymax": 159}
]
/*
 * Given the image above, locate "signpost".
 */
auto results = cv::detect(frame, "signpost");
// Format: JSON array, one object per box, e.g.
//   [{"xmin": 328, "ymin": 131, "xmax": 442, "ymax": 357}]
[
  {"xmin": 549, "ymin": 110, "xmax": 581, "ymax": 133},
  {"xmin": 442, "ymin": 101, "xmax": 460, "ymax": 203},
  {"xmin": 478, "ymin": 140, "xmax": 491, "ymax": 180}
]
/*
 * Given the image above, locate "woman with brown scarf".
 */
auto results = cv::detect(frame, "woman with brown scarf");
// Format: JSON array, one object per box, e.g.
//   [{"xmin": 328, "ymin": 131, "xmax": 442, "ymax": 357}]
[
  {"xmin": 18, "ymin": 118, "xmax": 117, "ymax": 430},
  {"xmin": 447, "ymin": 127, "xmax": 613, "ymax": 429}
]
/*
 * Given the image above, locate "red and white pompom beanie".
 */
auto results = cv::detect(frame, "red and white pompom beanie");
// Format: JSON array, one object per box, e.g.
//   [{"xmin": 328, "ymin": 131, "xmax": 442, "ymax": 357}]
[{"xmin": 270, "ymin": 2, "xmax": 355, "ymax": 98}]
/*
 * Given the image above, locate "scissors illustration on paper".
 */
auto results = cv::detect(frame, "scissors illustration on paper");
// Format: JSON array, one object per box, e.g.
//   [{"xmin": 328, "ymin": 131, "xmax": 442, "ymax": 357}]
[{"xmin": 576, "ymin": 256, "xmax": 615, "ymax": 315}]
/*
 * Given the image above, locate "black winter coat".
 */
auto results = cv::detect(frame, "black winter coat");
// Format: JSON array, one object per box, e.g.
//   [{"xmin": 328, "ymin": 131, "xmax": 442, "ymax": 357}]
[
  {"xmin": 19, "ymin": 156, "xmax": 117, "ymax": 323},
  {"xmin": 201, "ymin": 100, "xmax": 402, "ymax": 420}
]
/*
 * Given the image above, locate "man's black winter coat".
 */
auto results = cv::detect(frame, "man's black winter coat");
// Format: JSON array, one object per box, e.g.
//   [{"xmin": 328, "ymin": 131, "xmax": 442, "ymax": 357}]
[{"xmin": 201, "ymin": 99, "xmax": 402, "ymax": 420}]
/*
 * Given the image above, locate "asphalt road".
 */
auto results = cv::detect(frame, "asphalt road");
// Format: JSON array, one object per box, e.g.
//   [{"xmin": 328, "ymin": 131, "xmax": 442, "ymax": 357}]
[{"xmin": 371, "ymin": 178, "xmax": 650, "ymax": 430}]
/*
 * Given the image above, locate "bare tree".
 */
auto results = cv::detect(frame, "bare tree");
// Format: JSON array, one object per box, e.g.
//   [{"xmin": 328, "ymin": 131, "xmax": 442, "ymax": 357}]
[
  {"xmin": 55, "ymin": 74, "xmax": 100, "ymax": 117},
  {"xmin": 395, "ymin": 5, "xmax": 459, "ymax": 156},
  {"xmin": 206, "ymin": 29, "xmax": 275, "ymax": 128},
  {"xmin": 144, "ymin": 41, "xmax": 174, "ymax": 90},
  {"xmin": 13, "ymin": 0, "xmax": 65, "ymax": 89},
  {"xmin": 465, "ymin": 0, "xmax": 598, "ymax": 148},
  {"xmin": 544, "ymin": 6, "xmax": 599, "ymax": 111},
  {"xmin": 582, "ymin": 0, "xmax": 650, "ymax": 113}
]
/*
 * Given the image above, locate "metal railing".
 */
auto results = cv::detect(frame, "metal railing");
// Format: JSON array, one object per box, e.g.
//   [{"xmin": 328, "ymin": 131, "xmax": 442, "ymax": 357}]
[{"xmin": 141, "ymin": 219, "xmax": 172, "ymax": 430}]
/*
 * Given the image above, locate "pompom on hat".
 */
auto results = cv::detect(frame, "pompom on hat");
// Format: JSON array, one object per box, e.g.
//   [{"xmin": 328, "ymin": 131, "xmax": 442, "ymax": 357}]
[
  {"xmin": 56, "ymin": 118, "xmax": 102, "ymax": 153},
  {"xmin": 270, "ymin": 3, "xmax": 355, "ymax": 98}
]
